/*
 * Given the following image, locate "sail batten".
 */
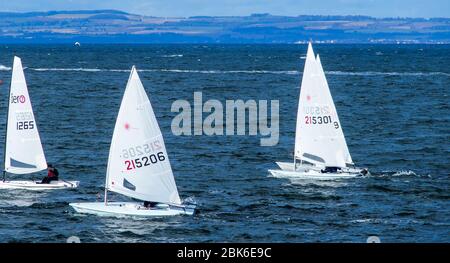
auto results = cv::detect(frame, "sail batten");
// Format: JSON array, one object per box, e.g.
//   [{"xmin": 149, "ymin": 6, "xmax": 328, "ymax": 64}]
[
  {"xmin": 105, "ymin": 66, "xmax": 181, "ymax": 205},
  {"xmin": 294, "ymin": 44, "xmax": 352, "ymax": 168},
  {"xmin": 4, "ymin": 56, "xmax": 47, "ymax": 175}
]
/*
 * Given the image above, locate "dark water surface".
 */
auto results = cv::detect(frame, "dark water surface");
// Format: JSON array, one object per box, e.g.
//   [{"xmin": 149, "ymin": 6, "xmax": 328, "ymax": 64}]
[{"xmin": 0, "ymin": 44, "xmax": 448, "ymax": 242}]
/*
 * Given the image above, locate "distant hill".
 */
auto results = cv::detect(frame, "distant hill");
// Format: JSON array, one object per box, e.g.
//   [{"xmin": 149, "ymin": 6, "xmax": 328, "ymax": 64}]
[{"xmin": 1, "ymin": 10, "xmax": 449, "ymax": 43}]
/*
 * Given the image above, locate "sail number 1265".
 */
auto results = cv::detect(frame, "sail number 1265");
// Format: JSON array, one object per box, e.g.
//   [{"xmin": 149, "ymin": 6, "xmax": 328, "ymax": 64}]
[
  {"xmin": 16, "ymin": 121, "xmax": 34, "ymax": 130},
  {"xmin": 125, "ymin": 152, "xmax": 166, "ymax": 170}
]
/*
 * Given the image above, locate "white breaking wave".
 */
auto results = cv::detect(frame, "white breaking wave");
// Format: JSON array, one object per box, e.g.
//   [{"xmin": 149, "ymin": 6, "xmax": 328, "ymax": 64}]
[
  {"xmin": 391, "ymin": 170, "xmax": 432, "ymax": 178},
  {"xmin": 378, "ymin": 170, "xmax": 431, "ymax": 178},
  {"xmin": 3, "ymin": 67, "xmax": 447, "ymax": 77},
  {"xmin": 27, "ymin": 68, "xmax": 300, "ymax": 74},
  {"xmin": 326, "ymin": 71, "xmax": 450, "ymax": 77},
  {"xmin": 350, "ymin": 218, "xmax": 422, "ymax": 224},
  {"xmin": 153, "ymin": 69, "xmax": 300, "ymax": 74},
  {"xmin": 0, "ymin": 65, "xmax": 11, "ymax": 71},
  {"xmin": 32, "ymin": 68, "xmax": 103, "ymax": 72},
  {"xmin": 161, "ymin": 54, "xmax": 183, "ymax": 58},
  {"xmin": 392, "ymin": 170, "xmax": 417, "ymax": 176}
]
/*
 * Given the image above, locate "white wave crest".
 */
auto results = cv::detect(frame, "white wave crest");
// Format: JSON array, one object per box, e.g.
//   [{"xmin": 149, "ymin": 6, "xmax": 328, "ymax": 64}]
[
  {"xmin": 21, "ymin": 68, "xmax": 450, "ymax": 77},
  {"xmin": 326, "ymin": 71, "xmax": 450, "ymax": 77},
  {"xmin": 152, "ymin": 69, "xmax": 299, "ymax": 74},
  {"xmin": 161, "ymin": 54, "xmax": 183, "ymax": 58},
  {"xmin": 378, "ymin": 170, "xmax": 431, "ymax": 178},
  {"xmin": 0, "ymin": 65, "xmax": 11, "ymax": 71},
  {"xmin": 27, "ymin": 68, "xmax": 299, "ymax": 74},
  {"xmin": 32, "ymin": 68, "xmax": 102, "ymax": 72},
  {"xmin": 392, "ymin": 170, "xmax": 417, "ymax": 177}
]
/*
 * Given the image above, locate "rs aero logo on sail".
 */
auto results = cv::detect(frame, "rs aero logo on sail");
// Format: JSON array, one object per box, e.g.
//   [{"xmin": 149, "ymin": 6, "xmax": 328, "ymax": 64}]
[{"xmin": 10, "ymin": 94, "xmax": 26, "ymax": 104}]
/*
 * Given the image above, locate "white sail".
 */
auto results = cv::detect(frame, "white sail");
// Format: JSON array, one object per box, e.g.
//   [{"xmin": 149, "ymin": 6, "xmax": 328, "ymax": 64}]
[
  {"xmin": 4, "ymin": 56, "xmax": 47, "ymax": 174},
  {"xmin": 294, "ymin": 43, "xmax": 352, "ymax": 168},
  {"xmin": 105, "ymin": 66, "xmax": 181, "ymax": 205},
  {"xmin": 315, "ymin": 54, "xmax": 353, "ymax": 166}
]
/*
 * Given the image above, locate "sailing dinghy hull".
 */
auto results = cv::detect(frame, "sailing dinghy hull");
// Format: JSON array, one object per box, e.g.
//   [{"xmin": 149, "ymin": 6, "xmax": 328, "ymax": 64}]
[
  {"xmin": 271, "ymin": 44, "xmax": 369, "ymax": 180},
  {"xmin": 0, "ymin": 180, "xmax": 79, "ymax": 190},
  {"xmin": 269, "ymin": 169, "xmax": 361, "ymax": 179},
  {"xmin": 70, "ymin": 202, "xmax": 195, "ymax": 217},
  {"xmin": 276, "ymin": 161, "xmax": 295, "ymax": 170},
  {"xmin": 272, "ymin": 161, "xmax": 367, "ymax": 179}
]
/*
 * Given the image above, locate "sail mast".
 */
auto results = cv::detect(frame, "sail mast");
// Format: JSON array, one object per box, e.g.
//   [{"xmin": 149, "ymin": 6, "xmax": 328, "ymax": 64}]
[
  {"xmin": 103, "ymin": 65, "xmax": 137, "ymax": 205},
  {"xmin": 294, "ymin": 42, "xmax": 315, "ymax": 165},
  {"xmin": 2, "ymin": 59, "xmax": 13, "ymax": 182}
]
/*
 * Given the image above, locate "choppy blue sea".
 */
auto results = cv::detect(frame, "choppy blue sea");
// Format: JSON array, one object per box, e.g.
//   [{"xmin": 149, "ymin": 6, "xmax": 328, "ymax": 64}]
[{"xmin": 0, "ymin": 44, "xmax": 448, "ymax": 242}]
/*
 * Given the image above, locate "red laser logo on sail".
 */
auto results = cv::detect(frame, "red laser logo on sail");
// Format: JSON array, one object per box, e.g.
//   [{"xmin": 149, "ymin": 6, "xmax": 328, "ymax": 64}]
[{"xmin": 124, "ymin": 123, "xmax": 130, "ymax": 130}]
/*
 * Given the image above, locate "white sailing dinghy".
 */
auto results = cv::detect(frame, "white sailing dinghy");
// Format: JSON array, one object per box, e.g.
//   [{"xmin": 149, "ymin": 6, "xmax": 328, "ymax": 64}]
[
  {"xmin": 269, "ymin": 43, "xmax": 368, "ymax": 179},
  {"xmin": 0, "ymin": 56, "xmax": 79, "ymax": 190},
  {"xmin": 70, "ymin": 66, "xmax": 195, "ymax": 217}
]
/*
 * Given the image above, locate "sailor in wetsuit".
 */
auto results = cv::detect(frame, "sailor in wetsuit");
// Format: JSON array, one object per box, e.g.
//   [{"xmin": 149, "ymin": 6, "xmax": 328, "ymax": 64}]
[
  {"xmin": 143, "ymin": 201, "xmax": 158, "ymax": 209},
  {"xmin": 40, "ymin": 163, "xmax": 59, "ymax": 184},
  {"xmin": 321, "ymin": 167, "xmax": 340, "ymax": 173}
]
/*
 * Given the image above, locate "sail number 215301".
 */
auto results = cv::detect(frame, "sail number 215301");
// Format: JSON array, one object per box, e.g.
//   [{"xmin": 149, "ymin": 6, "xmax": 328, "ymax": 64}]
[{"xmin": 304, "ymin": 116, "xmax": 339, "ymax": 129}]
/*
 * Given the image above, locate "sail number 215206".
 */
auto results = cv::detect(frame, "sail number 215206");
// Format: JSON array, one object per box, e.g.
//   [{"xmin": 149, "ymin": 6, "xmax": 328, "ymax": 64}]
[
  {"xmin": 121, "ymin": 140, "xmax": 166, "ymax": 171},
  {"xmin": 124, "ymin": 152, "xmax": 166, "ymax": 171}
]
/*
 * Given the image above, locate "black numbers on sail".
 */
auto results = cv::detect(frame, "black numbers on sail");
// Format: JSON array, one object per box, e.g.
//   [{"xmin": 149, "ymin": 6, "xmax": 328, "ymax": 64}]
[
  {"xmin": 304, "ymin": 116, "xmax": 332, "ymax": 125},
  {"xmin": 333, "ymin": 121, "xmax": 339, "ymax": 129},
  {"xmin": 16, "ymin": 121, "xmax": 34, "ymax": 130},
  {"xmin": 125, "ymin": 152, "xmax": 166, "ymax": 171}
]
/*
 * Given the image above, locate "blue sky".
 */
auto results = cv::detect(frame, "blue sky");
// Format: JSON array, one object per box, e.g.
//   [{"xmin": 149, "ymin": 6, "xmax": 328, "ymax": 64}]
[{"xmin": 1, "ymin": 0, "xmax": 449, "ymax": 18}]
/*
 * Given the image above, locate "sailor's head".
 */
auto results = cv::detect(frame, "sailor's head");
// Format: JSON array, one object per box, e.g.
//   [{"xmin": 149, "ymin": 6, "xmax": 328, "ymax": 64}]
[{"xmin": 47, "ymin": 163, "xmax": 53, "ymax": 169}]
